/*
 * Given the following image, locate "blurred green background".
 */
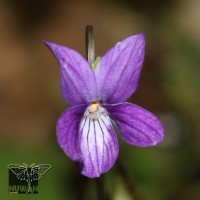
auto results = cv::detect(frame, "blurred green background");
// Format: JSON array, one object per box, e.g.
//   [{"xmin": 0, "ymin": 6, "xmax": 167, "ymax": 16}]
[{"xmin": 0, "ymin": 0, "xmax": 200, "ymax": 199}]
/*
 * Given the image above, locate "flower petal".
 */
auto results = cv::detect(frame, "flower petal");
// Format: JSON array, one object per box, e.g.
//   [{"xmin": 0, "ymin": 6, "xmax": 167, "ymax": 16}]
[
  {"xmin": 94, "ymin": 34, "xmax": 145, "ymax": 103},
  {"xmin": 56, "ymin": 104, "xmax": 87, "ymax": 161},
  {"xmin": 78, "ymin": 112, "xmax": 119, "ymax": 178},
  {"xmin": 45, "ymin": 41, "xmax": 98, "ymax": 106},
  {"xmin": 104, "ymin": 102, "xmax": 164, "ymax": 147}
]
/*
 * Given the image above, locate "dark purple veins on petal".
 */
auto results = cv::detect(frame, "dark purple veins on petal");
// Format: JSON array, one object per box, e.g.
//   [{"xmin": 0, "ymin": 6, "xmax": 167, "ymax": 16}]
[
  {"xmin": 56, "ymin": 104, "xmax": 87, "ymax": 162},
  {"xmin": 104, "ymin": 102, "xmax": 164, "ymax": 147},
  {"xmin": 78, "ymin": 112, "xmax": 119, "ymax": 178},
  {"xmin": 45, "ymin": 41, "xmax": 97, "ymax": 106},
  {"xmin": 94, "ymin": 34, "xmax": 145, "ymax": 103}
]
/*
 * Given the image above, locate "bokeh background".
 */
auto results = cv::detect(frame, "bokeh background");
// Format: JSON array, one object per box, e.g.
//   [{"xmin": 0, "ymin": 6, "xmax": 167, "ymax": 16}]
[{"xmin": 0, "ymin": 0, "xmax": 200, "ymax": 199}]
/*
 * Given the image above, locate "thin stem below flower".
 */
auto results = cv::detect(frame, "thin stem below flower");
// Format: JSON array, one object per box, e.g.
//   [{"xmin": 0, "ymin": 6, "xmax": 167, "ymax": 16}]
[
  {"xmin": 116, "ymin": 160, "xmax": 136, "ymax": 197},
  {"xmin": 86, "ymin": 25, "xmax": 95, "ymax": 65},
  {"xmin": 74, "ymin": 176, "xmax": 89, "ymax": 200},
  {"xmin": 96, "ymin": 177, "xmax": 105, "ymax": 200},
  {"xmin": 116, "ymin": 160, "xmax": 147, "ymax": 200}
]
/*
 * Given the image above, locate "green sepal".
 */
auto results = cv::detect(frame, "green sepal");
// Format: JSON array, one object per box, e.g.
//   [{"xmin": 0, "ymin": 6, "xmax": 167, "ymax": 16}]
[{"xmin": 92, "ymin": 56, "xmax": 101, "ymax": 71}]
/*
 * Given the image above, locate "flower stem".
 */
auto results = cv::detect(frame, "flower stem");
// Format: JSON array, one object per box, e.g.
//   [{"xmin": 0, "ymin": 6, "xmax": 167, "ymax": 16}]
[
  {"xmin": 86, "ymin": 25, "xmax": 95, "ymax": 65},
  {"xmin": 74, "ymin": 176, "xmax": 89, "ymax": 200},
  {"xmin": 95, "ymin": 176, "xmax": 106, "ymax": 200},
  {"xmin": 116, "ymin": 160, "xmax": 136, "ymax": 197},
  {"xmin": 116, "ymin": 160, "xmax": 146, "ymax": 199}
]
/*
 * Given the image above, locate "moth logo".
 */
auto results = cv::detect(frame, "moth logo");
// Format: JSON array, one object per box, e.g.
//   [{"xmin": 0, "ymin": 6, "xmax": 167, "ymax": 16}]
[{"xmin": 7, "ymin": 163, "xmax": 52, "ymax": 194}]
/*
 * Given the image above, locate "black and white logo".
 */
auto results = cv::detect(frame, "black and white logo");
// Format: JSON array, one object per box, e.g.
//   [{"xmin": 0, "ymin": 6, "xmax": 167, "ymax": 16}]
[{"xmin": 7, "ymin": 163, "xmax": 52, "ymax": 194}]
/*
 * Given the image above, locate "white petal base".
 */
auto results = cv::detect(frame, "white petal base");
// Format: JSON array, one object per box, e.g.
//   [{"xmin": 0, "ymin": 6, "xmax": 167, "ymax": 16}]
[{"xmin": 78, "ymin": 105, "xmax": 119, "ymax": 178}]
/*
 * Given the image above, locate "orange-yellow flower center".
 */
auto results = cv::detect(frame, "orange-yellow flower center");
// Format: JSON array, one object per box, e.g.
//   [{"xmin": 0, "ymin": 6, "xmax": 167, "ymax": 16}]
[
  {"xmin": 89, "ymin": 101, "xmax": 99, "ymax": 112},
  {"xmin": 84, "ymin": 101, "xmax": 108, "ymax": 120}
]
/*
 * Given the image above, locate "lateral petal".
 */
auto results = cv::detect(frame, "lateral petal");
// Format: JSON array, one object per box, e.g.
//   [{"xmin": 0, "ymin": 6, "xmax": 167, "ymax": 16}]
[
  {"xmin": 95, "ymin": 34, "xmax": 145, "ymax": 103},
  {"xmin": 45, "ymin": 41, "xmax": 98, "ymax": 106},
  {"xmin": 56, "ymin": 104, "xmax": 87, "ymax": 161},
  {"xmin": 78, "ymin": 112, "xmax": 119, "ymax": 178},
  {"xmin": 104, "ymin": 102, "xmax": 164, "ymax": 147}
]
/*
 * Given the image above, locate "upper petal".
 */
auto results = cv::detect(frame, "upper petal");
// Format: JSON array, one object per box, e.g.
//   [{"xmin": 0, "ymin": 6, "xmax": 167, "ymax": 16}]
[
  {"xmin": 56, "ymin": 104, "xmax": 87, "ymax": 161},
  {"xmin": 104, "ymin": 102, "xmax": 164, "ymax": 147},
  {"xmin": 45, "ymin": 41, "xmax": 98, "ymax": 106},
  {"xmin": 78, "ymin": 110, "xmax": 119, "ymax": 178},
  {"xmin": 94, "ymin": 34, "xmax": 145, "ymax": 103}
]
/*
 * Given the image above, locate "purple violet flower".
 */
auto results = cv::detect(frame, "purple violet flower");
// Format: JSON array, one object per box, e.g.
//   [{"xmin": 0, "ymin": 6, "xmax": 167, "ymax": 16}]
[{"xmin": 45, "ymin": 33, "xmax": 164, "ymax": 178}]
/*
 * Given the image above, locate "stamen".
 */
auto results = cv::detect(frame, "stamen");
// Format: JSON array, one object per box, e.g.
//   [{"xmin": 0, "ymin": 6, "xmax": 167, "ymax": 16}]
[
  {"xmin": 90, "ymin": 102, "xmax": 99, "ymax": 112},
  {"xmin": 84, "ymin": 104, "xmax": 108, "ymax": 120}
]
